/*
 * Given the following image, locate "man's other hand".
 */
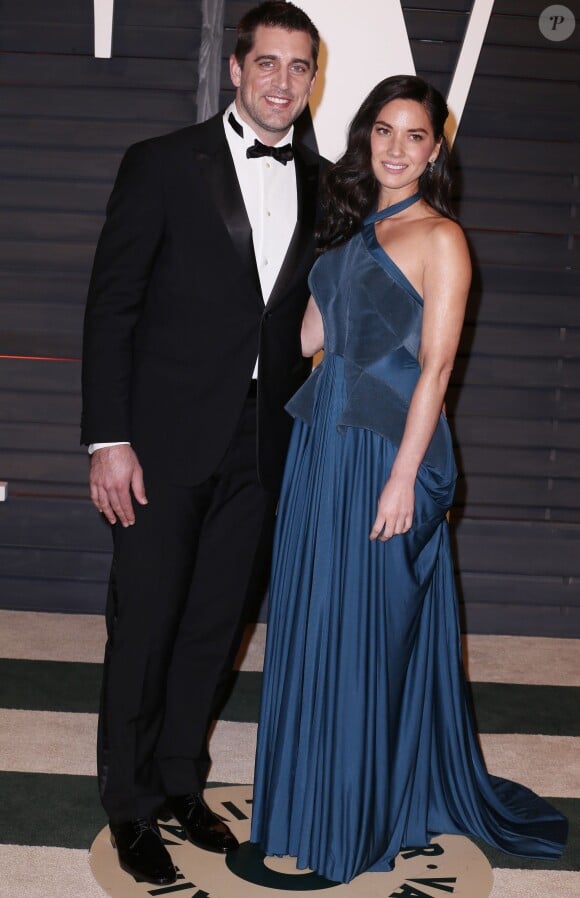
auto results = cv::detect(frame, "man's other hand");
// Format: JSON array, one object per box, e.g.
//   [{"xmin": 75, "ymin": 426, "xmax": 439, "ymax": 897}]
[{"xmin": 89, "ymin": 445, "xmax": 148, "ymax": 527}]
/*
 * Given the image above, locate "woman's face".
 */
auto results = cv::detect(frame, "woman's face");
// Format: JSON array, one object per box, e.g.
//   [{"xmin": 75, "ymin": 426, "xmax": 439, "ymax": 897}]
[{"xmin": 370, "ymin": 98, "xmax": 441, "ymax": 204}]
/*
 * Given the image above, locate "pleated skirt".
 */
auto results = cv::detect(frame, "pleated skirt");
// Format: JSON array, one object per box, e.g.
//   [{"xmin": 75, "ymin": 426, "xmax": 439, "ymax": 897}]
[{"xmin": 250, "ymin": 354, "xmax": 567, "ymax": 883}]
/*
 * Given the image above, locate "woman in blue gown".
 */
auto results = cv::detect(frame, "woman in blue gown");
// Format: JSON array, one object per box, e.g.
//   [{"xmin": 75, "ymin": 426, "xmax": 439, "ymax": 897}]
[{"xmin": 250, "ymin": 75, "xmax": 567, "ymax": 884}]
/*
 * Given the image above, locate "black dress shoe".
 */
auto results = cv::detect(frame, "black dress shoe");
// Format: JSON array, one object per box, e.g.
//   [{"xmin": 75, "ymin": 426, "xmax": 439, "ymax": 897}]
[
  {"xmin": 161, "ymin": 792, "xmax": 239, "ymax": 853},
  {"xmin": 109, "ymin": 818, "xmax": 177, "ymax": 885}
]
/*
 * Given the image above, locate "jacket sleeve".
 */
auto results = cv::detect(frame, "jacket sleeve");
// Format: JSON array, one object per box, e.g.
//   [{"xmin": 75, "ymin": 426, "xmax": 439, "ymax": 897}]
[{"xmin": 81, "ymin": 140, "xmax": 164, "ymax": 444}]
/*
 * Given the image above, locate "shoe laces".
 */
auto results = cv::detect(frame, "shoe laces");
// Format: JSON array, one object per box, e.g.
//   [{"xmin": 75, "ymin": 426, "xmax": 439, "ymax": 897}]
[{"xmin": 129, "ymin": 818, "xmax": 160, "ymax": 849}]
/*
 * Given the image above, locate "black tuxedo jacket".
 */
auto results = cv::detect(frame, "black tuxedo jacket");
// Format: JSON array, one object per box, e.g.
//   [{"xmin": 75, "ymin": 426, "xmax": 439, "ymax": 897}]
[{"xmin": 81, "ymin": 114, "xmax": 326, "ymax": 493}]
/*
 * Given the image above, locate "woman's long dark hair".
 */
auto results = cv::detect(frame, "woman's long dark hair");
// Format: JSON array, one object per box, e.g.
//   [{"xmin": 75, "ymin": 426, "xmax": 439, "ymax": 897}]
[{"xmin": 317, "ymin": 75, "xmax": 455, "ymax": 251}]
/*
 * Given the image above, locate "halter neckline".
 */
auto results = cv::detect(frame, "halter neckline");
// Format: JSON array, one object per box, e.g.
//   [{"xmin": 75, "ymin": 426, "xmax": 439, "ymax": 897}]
[{"xmin": 364, "ymin": 192, "xmax": 421, "ymax": 226}]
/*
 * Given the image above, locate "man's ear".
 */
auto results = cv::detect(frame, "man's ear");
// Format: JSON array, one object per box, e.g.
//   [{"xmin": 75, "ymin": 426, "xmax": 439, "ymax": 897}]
[{"xmin": 229, "ymin": 54, "xmax": 242, "ymax": 88}]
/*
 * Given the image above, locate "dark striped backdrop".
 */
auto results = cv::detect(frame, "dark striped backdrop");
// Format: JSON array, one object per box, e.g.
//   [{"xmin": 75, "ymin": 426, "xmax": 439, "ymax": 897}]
[{"xmin": 0, "ymin": 0, "xmax": 578, "ymax": 634}]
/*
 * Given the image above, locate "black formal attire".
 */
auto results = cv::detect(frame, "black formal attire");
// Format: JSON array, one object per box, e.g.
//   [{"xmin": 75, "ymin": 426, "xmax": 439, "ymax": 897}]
[{"xmin": 81, "ymin": 111, "xmax": 325, "ymax": 823}]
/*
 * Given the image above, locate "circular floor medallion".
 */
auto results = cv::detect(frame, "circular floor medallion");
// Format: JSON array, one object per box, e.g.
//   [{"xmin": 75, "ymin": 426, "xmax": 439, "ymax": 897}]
[{"xmin": 90, "ymin": 785, "xmax": 493, "ymax": 897}]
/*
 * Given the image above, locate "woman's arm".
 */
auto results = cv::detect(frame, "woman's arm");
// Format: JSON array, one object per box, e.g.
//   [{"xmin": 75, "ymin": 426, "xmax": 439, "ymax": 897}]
[
  {"xmin": 301, "ymin": 295, "xmax": 324, "ymax": 357},
  {"xmin": 370, "ymin": 219, "xmax": 471, "ymax": 541}
]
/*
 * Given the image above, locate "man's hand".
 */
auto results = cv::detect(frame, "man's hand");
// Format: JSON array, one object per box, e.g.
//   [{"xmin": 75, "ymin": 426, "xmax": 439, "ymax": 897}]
[{"xmin": 89, "ymin": 445, "xmax": 147, "ymax": 527}]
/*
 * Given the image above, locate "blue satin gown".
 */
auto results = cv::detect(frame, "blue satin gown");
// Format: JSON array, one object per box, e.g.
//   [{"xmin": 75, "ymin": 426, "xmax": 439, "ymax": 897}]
[{"xmin": 250, "ymin": 194, "xmax": 567, "ymax": 883}]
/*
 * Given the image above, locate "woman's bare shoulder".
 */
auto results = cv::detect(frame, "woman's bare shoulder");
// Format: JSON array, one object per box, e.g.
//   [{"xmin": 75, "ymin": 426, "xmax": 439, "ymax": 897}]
[{"xmin": 421, "ymin": 215, "xmax": 469, "ymax": 263}]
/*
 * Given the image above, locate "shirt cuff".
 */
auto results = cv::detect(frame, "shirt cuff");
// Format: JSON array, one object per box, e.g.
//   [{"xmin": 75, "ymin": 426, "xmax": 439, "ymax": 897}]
[{"xmin": 88, "ymin": 441, "xmax": 130, "ymax": 455}]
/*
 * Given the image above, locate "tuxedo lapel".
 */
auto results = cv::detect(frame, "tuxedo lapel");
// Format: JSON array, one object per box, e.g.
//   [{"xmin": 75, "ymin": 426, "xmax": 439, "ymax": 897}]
[
  {"xmin": 266, "ymin": 145, "xmax": 319, "ymax": 311},
  {"xmin": 189, "ymin": 117, "xmax": 321, "ymax": 312},
  {"xmin": 191, "ymin": 118, "xmax": 262, "ymax": 303}
]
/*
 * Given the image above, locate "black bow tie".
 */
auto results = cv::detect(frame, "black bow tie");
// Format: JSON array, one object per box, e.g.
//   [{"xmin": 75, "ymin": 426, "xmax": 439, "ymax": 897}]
[
  {"xmin": 227, "ymin": 113, "xmax": 293, "ymax": 165},
  {"xmin": 246, "ymin": 140, "xmax": 294, "ymax": 165}
]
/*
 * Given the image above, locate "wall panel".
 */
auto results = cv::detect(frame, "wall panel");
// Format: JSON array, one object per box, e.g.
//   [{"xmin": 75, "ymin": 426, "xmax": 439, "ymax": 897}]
[
  {"xmin": 0, "ymin": 0, "xmax": 578, "ymax": 636},
  {"xmin": 0, "ymin": 1, "xmax": 202, "ymax": 612},
  {"xmin": 399, "ymin": 0, "xmax": 579, "ymax": 633}
]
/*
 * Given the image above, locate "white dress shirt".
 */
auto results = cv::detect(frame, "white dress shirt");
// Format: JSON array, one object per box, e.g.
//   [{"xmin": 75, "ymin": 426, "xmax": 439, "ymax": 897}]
[
  {"xmin": 89, "ymin": 103, "xmax": 298, "ymax": 454},
  {"xmin": 223, "ymin": 102, "xmax": 297, "ymax": 312}
]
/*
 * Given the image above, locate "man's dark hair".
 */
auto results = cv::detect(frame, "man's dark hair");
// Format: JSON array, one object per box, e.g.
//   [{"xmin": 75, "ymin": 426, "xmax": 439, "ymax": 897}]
[{"xmin": 235, "ymin": 1, "xmax": 320, "ymax": 69}]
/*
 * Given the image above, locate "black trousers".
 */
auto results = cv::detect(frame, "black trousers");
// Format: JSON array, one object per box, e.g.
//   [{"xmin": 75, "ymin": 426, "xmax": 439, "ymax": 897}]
[{"xmin": 97, "ymin": 396, "xmax": 277, "ymax": 822}]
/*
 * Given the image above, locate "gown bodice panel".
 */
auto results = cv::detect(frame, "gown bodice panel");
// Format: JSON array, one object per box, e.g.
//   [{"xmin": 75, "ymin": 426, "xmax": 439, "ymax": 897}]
[{"xmin": 286, "ymin": 211, "xmax": 455, "ymax": 489}]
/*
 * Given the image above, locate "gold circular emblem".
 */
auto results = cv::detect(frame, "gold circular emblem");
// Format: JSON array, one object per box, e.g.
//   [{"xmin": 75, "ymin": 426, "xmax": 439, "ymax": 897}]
[{"xmin": 90, "ymin": 784, "xmax": 493, "ymax": 897}]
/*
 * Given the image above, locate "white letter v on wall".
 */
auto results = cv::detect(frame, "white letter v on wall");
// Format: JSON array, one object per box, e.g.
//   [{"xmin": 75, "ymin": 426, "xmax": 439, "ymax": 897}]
[{"xmin": 446, "ymin": 0, "xmax": 495, "ymax": 146}]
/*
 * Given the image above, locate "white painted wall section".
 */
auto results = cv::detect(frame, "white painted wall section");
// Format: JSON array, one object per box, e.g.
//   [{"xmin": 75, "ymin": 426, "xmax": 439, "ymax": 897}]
[
  {"xmin": 298, "ymin": 0, "xmax": 415, "ymax": 161},
  {"xmin": 94, "ymin": 0, "xmax": 114, "ymax": 58}
]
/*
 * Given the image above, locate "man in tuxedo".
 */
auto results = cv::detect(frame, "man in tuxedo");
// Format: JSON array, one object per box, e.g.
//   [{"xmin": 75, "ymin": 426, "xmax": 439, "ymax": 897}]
[{"xmin": 81, "ymin": 2, "xmax": 324, "ymax": 886}]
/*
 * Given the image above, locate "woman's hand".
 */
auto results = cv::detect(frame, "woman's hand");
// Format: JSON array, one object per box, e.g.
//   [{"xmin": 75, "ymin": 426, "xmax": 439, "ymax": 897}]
[{"xmin": 369, "ymin": 474, "xmax": 415, "ymax": 542}]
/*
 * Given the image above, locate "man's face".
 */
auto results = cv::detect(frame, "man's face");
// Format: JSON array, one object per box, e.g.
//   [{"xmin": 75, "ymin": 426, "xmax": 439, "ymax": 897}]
[{"xmin": 230, "ymin": 25, "xmax": 316, "ymax": 146}]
